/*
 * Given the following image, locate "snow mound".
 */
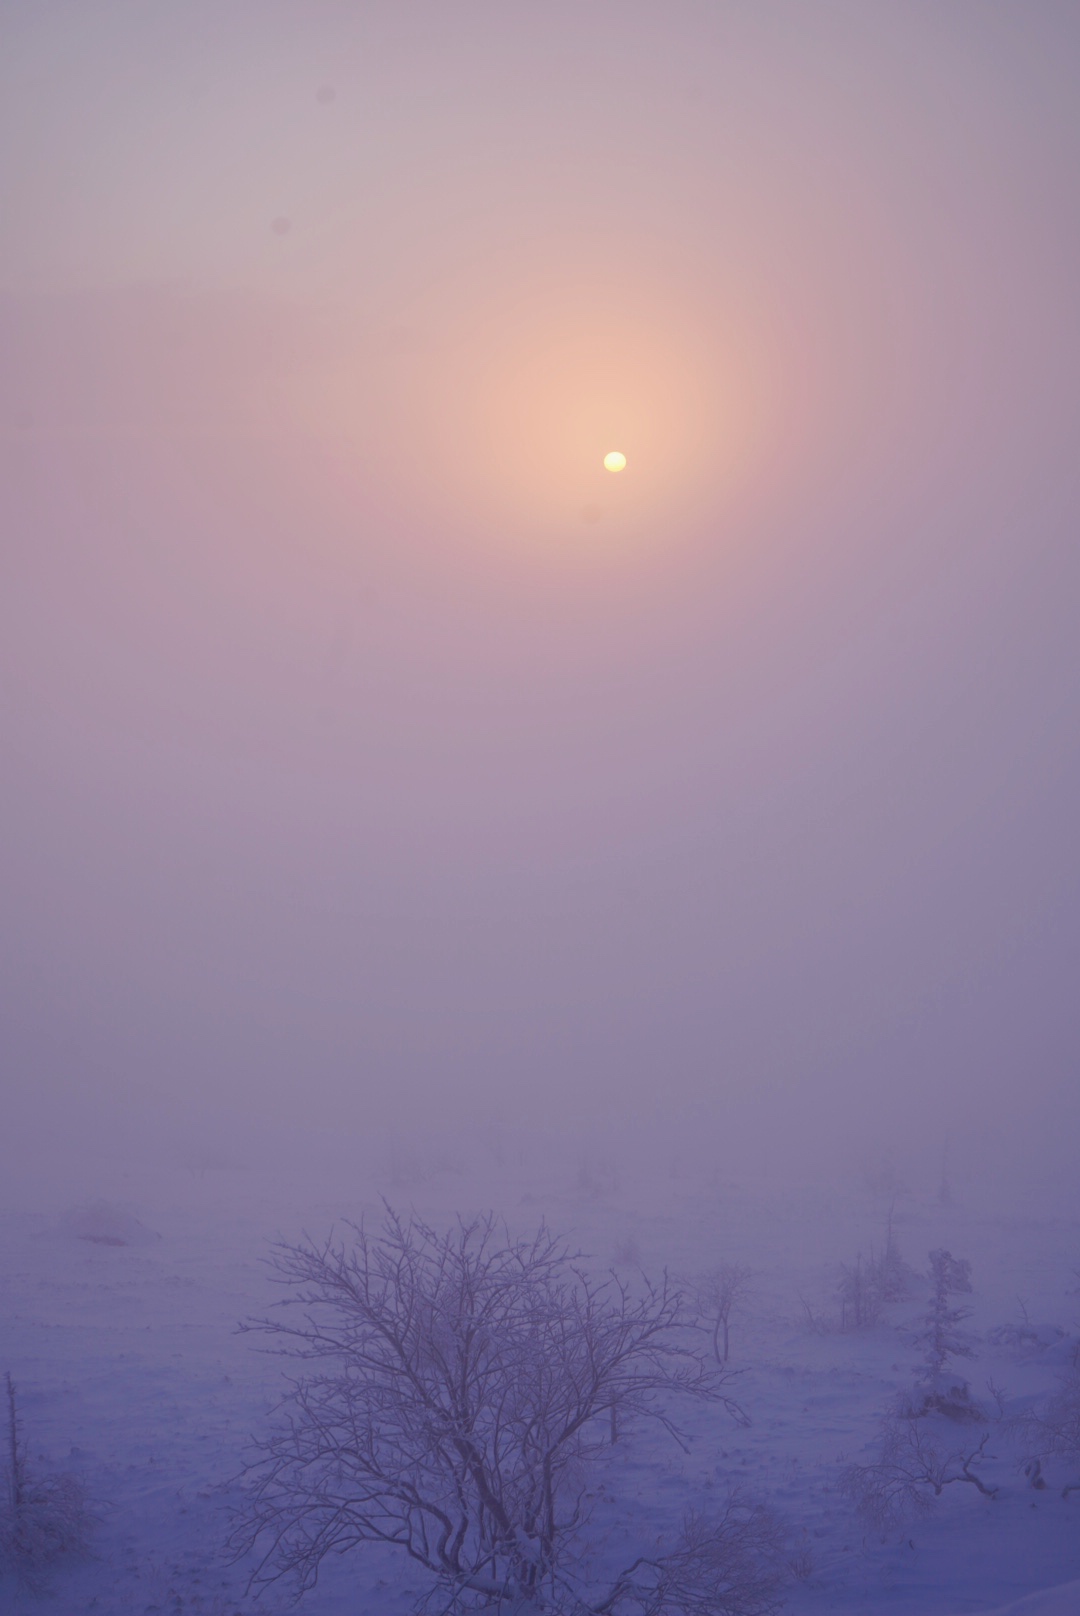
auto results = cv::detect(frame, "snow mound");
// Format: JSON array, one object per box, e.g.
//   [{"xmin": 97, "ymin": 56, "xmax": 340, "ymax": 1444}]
[
  {"xmin": 56, "ymin": 1200, "xmax": 161, "ymax": 1247},
  {"xmin": 971, "ymin": 1582, "xmax": 1080, "ymax": 1615}
]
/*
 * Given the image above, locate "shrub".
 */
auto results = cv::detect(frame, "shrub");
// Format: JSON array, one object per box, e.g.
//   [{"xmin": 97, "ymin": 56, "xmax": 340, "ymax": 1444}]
[
  {"xmin": 1, "ymin": 1374, "xmax": 93, "ymax": 1590},
  {"xmin": 1021, "ymin": 1368, "xmax": 1080, "ymax": 1498},
  {"xmin": 840, "ymin": 1409, "xmax": 997, "ymax": 1530},
  {"xmin": 232, "ymin": 1207, "xmax": 780, "ymax": 1614}
]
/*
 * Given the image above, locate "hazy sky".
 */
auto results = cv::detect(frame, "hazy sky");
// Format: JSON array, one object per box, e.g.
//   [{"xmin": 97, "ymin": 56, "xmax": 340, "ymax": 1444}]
[{"xmin": 2, "ymin": 3, "xmax": 1078, "ymax": 1186}]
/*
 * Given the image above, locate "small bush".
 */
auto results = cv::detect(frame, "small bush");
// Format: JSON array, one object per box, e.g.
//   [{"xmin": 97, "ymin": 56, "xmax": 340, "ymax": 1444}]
[
  {"xmin": 840, "ymin": 1409, "xmax": 997, "ymax": 1530},
  {"xmin": 1021, "ymin": 1367, "xmax": 1080, "ymax": 1497},
  {"xmin": 836, "ymin": 1215, "xmax": 913, "ymax": 1333},
  {"xmin": 1, "ymin": 1374, "xmax": 93, "ymax": 1589}
]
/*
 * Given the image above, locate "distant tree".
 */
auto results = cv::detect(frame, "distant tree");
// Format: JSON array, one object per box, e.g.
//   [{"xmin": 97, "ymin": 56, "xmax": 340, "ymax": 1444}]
[
  {"xmin": 691, "ymin": 1266, "xmax": 754, "ymax": 1364},
  {"xmin": 1, "ymin": 1374, "xmax": 93, "ymax": 1591},
  {"xmin": 232, "ymin": 1209, "xmax": 782, "ymax": 1615},
  {"xmin": 910, "ymin": 1250, "xmax": 980, "ymax": 1419},
  {"xmin": 835, "ymin": 1213, "xmax": 912, "ymax": 1332},
  {"xmin": 874, "ymin": 1206, "xmax": 914, "ymax": 1304},
  {"xmin": 838, "ymin": 1255, "xmax": 883, "ymax": 1332}
]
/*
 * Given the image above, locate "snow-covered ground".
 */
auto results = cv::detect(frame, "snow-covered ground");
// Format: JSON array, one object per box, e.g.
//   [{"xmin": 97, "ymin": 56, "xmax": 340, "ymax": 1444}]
[{"xmin": 2, "ymin": 1128, "xmax": 1078, "ymax": 1615}]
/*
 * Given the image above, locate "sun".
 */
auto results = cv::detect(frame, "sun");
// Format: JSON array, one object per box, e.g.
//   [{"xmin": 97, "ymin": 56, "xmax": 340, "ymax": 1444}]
[{"xmin": 603, "ymin": 450, "xmax": 627, "ymax": 472}]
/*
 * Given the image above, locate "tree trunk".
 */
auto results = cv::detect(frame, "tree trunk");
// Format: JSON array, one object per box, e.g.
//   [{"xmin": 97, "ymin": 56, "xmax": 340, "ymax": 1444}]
[{"xmin": 6, "ymin": 1374, "xmax": 22, "ymax": 1516}]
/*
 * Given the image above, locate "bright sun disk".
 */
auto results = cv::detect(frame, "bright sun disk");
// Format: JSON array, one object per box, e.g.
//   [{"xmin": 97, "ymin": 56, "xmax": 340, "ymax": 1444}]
[{"xmin": 603, "ymin": 451, "xmax": 627, "ymax": 472}]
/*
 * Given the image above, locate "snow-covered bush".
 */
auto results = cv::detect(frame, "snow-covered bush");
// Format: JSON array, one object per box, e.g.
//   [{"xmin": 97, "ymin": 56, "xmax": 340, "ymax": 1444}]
[
  {"xmin": 1, "ymin": 1374, "xmax": 93, "ymax": 1590},
  {"xmin": 233, "ymin": 1207, "xmax": 779, "ymax": 1615},
  {"xmin": 1021, "ymin": 1369, "xmax": 1080, "ymax": 1498},
  {"xmin": 840, "ymin": 1248, "xmax": 1000, "ymax": 1529},
  {"xmin": 986, "ymin": 1300, "xmax": 1055, "ymax": 1357},
  {"xmin": 56, "ymin": 1200, "xmax": 160, "ymax": 1247},
  {"xmin": 840, "ymin": 1408, "xmax": 997, "ymax": 1530},
  {"xmin": 606, "ymin": 1501, "xmax": 788, "ymax": 1616}
]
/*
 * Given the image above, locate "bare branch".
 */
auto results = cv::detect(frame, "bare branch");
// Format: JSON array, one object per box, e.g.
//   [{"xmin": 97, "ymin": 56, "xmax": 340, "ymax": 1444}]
[
  {"xmin": 686, "ymin": 1268, "xmax": 754, "ymax": 1366},
  {"xmin": 598, "ymin": 1500, "xmax": 786, "ymax": 1616},
  {"xmin": 232, "ymin": 1209, "xmax": 757, "ymax": 1612},
  {"xmin": 1, "ymin": 1374, "xmax": 94, "ymax": 1591},
  {"xmin": 840, "ymin": 1412, "xmax": 998, "ymax": 1530},
  {"xmin": 1018, "ymin": 1367, "xmax": 1080, "ymax": 1498}
]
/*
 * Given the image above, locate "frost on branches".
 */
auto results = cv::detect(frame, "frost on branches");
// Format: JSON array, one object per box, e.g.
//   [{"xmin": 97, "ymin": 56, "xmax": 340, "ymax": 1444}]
[{"xmin": 231, "ymin": 1208, "xmax": 787, "ymax": 1615}]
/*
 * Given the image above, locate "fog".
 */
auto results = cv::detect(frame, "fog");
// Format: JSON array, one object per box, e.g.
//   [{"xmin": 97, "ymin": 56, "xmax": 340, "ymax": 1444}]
[{"xmin": 3, "ymin": 1, "xmax": 1079, "ymax": 1203}]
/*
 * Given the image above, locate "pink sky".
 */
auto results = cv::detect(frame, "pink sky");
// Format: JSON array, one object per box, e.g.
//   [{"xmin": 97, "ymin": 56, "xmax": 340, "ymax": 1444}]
[{"xmin": 2, "ymin": 3, "xmax": 1078, "ymax": 1188}]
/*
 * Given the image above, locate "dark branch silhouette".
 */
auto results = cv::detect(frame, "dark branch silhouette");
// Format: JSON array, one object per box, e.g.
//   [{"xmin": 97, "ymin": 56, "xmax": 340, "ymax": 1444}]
[{"xmin": 231, "ymin": 1207, "xmax": 779, "ymax": 1614}]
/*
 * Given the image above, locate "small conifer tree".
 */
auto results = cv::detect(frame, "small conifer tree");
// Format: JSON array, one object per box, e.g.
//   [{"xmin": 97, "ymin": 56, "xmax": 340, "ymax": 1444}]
[{"xmin": 913, "ymin": 1251, "xmax": 980, "ymax": 1419}]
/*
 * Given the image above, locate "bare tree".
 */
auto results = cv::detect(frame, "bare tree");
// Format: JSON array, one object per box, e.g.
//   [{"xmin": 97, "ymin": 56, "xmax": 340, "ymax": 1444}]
[
  {"xmin": 837, "ymin": 1255, "xmax": 882, "ymax": 1333},
  {"xmin": 690, "ymin": 1267, "xmax": 754, "ymax": 1365},
  {"xmin": 1, "ymin": 1374, "xmax": 93, "ymax": 1591},
  {"xmin": 840, "ymin": 1410, "xmax": 997, "ymax": 1530},
  {"xmin": 874, "ymin": 1206, "xmax": 913, "ymax": 1304},
  {"xmin": 232, "ymin": 1209, "xmax": 776, "ymax": 1614},
  {"xmin": 601, "ymin": 1501, "xmax": 787, "ymax": 1616},
  {"xmin": 1021, "ymin": 1369, "xmax": 1080, "ymax": 1498},
  {"xmin": 836, "ymin": 1217, "xmax": 913, "ymax": 1333}
]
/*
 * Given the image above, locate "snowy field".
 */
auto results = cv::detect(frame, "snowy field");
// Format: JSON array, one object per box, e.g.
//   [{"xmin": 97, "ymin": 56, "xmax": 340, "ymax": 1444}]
[{"xmin": 1, "ymin": 1127, "xmax": 1078, "ymax": 1616}]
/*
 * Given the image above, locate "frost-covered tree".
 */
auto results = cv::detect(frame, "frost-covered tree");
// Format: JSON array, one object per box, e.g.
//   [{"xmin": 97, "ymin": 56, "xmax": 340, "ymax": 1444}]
[
  {"xmin": 232, "ymin": 1209, "xmax": 782, "ymax": 1615},
  {"xmin": 874, "ymin": 1207, "xmax": 913, "ymax": 1304},
  {"xmin": 1, "ymin": 1374, "xmax": 92, "ymax": 1591},
  {"xmin": 838, "ymin": 1255, "xmax": 882, "ymax": 1332},
  {"xmin": 690, "ymin": 1266, "xmax": 754, "ymax": 1363},
  {"xmin": 913, "ymin": 1250, "xmax": 978, "ymax": 1418},
  {"xmin": 835, "ymin": 1213, "xmax": 913, "ymax": 1335}
]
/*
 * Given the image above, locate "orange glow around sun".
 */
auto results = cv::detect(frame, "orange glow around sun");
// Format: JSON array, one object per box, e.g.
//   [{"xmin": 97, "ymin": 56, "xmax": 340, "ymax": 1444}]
[{"xmin": 297, "ymin": 252, "xmax": 771, "ymax": 559}]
